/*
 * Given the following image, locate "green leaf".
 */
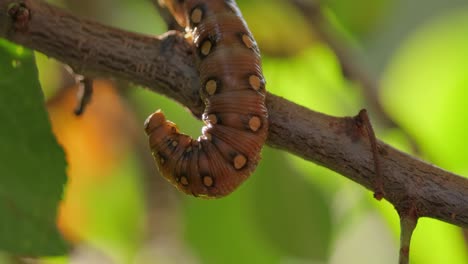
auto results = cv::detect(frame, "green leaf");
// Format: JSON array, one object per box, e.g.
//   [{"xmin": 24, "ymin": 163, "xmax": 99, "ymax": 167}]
[
  {"xmin": 381, "ymin": 9, "xmax": 468, "ymax": 176},
  {"xmin": 249, "ymin": 147, "xmax": 333, "ymax": 261},
  {"xmin": 0, "ymin": 40, "xmax": 68, "ymax": 256},
  {"xmin": 411, "ymin": 218, "xmax": 468, "ymax": 264},
  {"xmin": 85, "ymin": 155, "xmax": 145, "ymax": 263},
  {"xmin": 238, "ymin": 0, "xmax": 315, "ymax": 56},
  {"xmin": 325, "ymin": 0, "xmax": 391, "ymax": 35},
  {"xmin": 184, "ymin": 186, "xmax": 279, "ymax": 264},
  {"xmin": 381, "ymin": 9, "xmax": 468, "ymax": 263},
  {"xmin": 263, "ymin": 45, "xmax": 362, "ymax": 117}
]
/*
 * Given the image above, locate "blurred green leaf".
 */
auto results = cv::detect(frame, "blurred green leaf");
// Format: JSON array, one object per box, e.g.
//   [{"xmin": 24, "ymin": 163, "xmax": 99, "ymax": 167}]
[
  {"xmin": 263, "ymin": 45, "xmax": 362, "ymax": 116},
  {"xmin": 129, "ymin": 87, "xmax": 202, "ymax": 138},
  {"xmin": 381, "ymin": 9, "xmax": 468, "ymax": 176},
  {"xmin": 41, "ymin": 255, "xmax": 68, "ymax": 264},
  {"xmin": 381, "ymin": 9, "xmax": 468, "ymax": 263},
  {"xmin": 0, "ymin": 252, "xmax": 13, "ymax": 264},
  {"xmin": 35, "ymin": 52, "xmax": 63, "ymax": 100},
  {"xmin": 411, "ymin": 218, "xmax": 467, "ymax": 264},
  {"xmin": 249, "ymin": 147, "xmax": 333, "ymax": 261},
  {"xmin": 62, "ymin": 0, "xmax": 165, "ymax": 35},
  {"xmin": 238, "ymin": 0, "xmax": 315, "ymax": 56},
  {"xmin": 85, "ymin": 155, "xmax": 145, "ymax": 264},
  {"xmin": 184, "ymin": 187, "xmax": 280, "ymax": 264},
  {"xmin": 329, "ymin": 211, "xmax": 398, "ymax": 264},
  {"xmin": 0, "ymin": 40, "xmax": 68, "ymax": 255},
  {"xmin": 324, "ymin": 0, "xmax": 391, "ymax": 36}
]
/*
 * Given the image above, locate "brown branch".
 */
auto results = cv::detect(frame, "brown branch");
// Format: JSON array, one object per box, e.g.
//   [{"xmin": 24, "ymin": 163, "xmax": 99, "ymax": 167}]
[{"xmin": 1, "ymin": 0, "xmax": 467, "ymax": 228}]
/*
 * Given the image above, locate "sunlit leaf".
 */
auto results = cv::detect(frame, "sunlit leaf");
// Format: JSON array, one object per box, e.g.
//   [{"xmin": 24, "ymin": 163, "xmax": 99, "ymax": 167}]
[
  {"xmin": 238, "ymin": 0, "xmax": 316, "ymax": 56},
  {"xmin": 263, "ymin": 45, "xmax": 362, "ymax": 117},
  {"xmin": 411, "ymin": 219, "xmax": 467, "ymax": 264},
  {"xmin": 0, "ymin": 40, "xmax": 68, "ymax": 255}
]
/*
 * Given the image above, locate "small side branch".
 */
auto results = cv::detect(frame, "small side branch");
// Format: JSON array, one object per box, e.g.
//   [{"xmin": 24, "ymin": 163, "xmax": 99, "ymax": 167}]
[
  {"xmin": 354, "ymin": 109, "xmax": 384, "ymax": 200},
  {"xmin": 398, "ymin": 206, "xmax": 419, "ymax": 264}
]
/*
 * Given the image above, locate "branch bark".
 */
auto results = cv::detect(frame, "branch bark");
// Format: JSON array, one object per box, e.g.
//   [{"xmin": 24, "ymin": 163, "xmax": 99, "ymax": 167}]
[{"xmin": 1, "ymin": 0, "xmax": 467, "ymax": 227}]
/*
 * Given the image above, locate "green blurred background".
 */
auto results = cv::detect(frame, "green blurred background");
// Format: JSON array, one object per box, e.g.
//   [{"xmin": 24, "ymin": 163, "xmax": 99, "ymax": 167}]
[{"xmin": 2, "ymin": 0, "xmax": 468, "ymax": 263}]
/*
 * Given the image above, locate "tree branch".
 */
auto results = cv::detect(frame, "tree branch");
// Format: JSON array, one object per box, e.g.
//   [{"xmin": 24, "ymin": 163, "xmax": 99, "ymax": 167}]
[{"xmin": 1, "ymin": 0, "xmax": 467, "ymax": 227}]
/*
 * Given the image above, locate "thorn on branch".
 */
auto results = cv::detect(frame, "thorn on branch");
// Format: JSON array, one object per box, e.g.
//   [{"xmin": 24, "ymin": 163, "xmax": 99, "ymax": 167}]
[
  {"xmin": 398, "ymin": 205, "xmax": 419, "ymax": 264},
  {"xmin": 62, "ymin": 65, "xmax": 94, "ymax": 116},
  {"xmin": 7, "ymin": 2, "xmax": 31, "ymax": 32},
  {"xmin": 354, "ymin": 109, "xmax": 385, "ymax": 200},
  {"xmin": 74, "ymin": 77, "xmax": 94, "ymax": 116}
]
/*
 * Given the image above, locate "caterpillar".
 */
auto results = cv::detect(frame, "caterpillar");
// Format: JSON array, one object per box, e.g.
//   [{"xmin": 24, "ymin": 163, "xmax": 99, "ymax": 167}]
[{"xmin": 145, "ymin": 0, "xmax": 268, "ymax": 198}]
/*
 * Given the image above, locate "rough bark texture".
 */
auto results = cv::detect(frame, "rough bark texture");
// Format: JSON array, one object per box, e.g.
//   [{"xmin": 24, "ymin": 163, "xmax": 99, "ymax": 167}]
[{"xmin": 1, "ymin": 0, "xmax": 467, "ymax": 227}]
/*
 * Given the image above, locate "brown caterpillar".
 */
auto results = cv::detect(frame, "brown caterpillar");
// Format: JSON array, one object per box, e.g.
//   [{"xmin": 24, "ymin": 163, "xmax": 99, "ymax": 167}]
[{"xmin": 145, "ymin": 0, "xmax": 268, "ymax": 198}]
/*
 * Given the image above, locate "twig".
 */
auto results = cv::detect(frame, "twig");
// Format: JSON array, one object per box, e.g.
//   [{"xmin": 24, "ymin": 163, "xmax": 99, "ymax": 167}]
[
  {"xmin": 0, "ymin": 0, "xmax": 467, "ymax": 227},
  {"xmin": 398, "ymin": 205, "xmax": 418, "ymax": 264}
]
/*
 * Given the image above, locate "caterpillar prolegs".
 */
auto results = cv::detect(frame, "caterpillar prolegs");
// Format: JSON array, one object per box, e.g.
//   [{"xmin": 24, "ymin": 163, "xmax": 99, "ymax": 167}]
[{"xmin": 145, "ymin": 0, "xmax": 268, "ymax": 198}]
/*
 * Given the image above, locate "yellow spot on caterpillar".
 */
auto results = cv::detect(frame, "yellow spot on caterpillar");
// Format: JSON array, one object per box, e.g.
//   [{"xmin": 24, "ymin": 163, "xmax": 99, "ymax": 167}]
[
  {"xmin": 180, "ymin": 176, "xmax": 189, "ymax": 186},
  {"xmin": 191, "ymin": 8, "xmax": 203, "ymax": 24},
  {"xmin": 171, "ymin": 140, "xmax": 178, "ymax": 147},
  {"xmin": 234, "ymin": 154, "xmax": 247, "ymax": 169},
  {"xmin": 201, "ymin": 40, "xmax": 212, "ymax": 56},
  {"xmin": 249, "ymin": 116, "xmax": 261, "ymax": 132},
  {"xmin": 203, "ymin": 176, "xmax": 214, "ymax": 187},
  {"xmin": 207, "ymin": 114, "xmax": 218, "ymax": 124},
  {"xmin": 249, "ymin": 75, "xmax": 261, "ymax": 90},
  {"xmin": 205, "ymin": 79, "xmax": 217, "ymax": 95},
  {"xmin": 242, "ymin": 34, "xmax": 254, "ymax": 49}
]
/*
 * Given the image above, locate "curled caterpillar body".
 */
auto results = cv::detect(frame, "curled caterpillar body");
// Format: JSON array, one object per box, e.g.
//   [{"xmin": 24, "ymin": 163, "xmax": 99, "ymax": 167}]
[{"xmin": 146, "ymin": 0, "xmax": 268, "ymax": 198}]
